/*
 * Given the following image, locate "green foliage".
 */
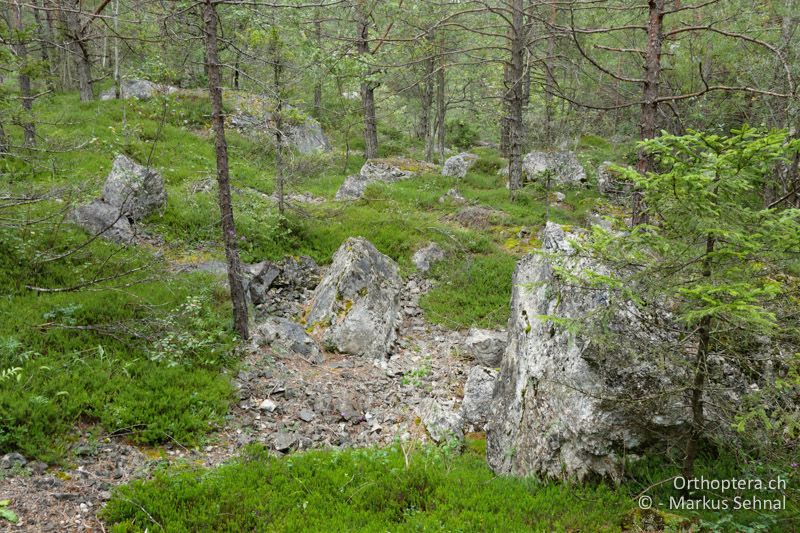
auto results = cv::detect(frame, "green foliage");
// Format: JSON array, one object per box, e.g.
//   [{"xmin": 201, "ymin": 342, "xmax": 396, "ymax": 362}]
[
  {"xmin": 446, "ymin": 118, "xmax": 480, "ymax": 149},
  {"xmin": 0, "ymin": 500, "xmax": 18, "ymax": 525},
  {"xmin": 421, "ymin": 254, "xmax": 517, "ymax": 329},
  {"xmin": 0, "ymin": 217, "xmax": 235, "ymax": 461},
  {"xmin": 103, "ymin": 443, "xmax": 634, "ymax": 532}
]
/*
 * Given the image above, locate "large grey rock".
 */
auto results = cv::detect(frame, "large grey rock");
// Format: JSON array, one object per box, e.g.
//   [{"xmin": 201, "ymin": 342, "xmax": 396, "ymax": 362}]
[
  {"xmin": 461, "ymin": 366, "xmax": 497, "ymax": 429},
  {"xmin": 597, "ymin": 161, "xmax": 632, "ymax": 198},
  {"xmin": 335, "ymin": 160, "xmax": 415, "ymax": 200},
  {"xmin": 442, "ymin": 152, "xmax": 478, "ymax": 179},
  {"xmin": 100, "ymin": 79, "xmax": 176, "ymax": 101},
  {"xmin": 252, "ymin": 316, "xmax": 323, "ymax": 364},
  {"xmin": 306, "ymin": 237, "xmax": 402, "ymax": 358},
  {"xmin": 416, "ymin": 398, "xmax": 463, "ymax": 443},
  {"xmin": 70, "ymin": 200, "xmax": 134, "ymax": 244},
  {"xmin": 464, "ymin": 328, "xmax": 506, "ymax": 366},
  {"xmin": 230, "ymin": 107, "xmax": 330, "ymax": 154},
  {"xmin": 102, "ymin": 154, "xmax": 166, "ymax": 221},
  {"xmin": 286, "ymin": 117, "xmax": 331, "ymax": 154},
  {"xmin": 412, "ymin": 242, "xmax": 446, "ymax": 274},
  {"xmin": 522, "ymin": 151, "xmax": 587, "ymax": 185},
  {"xmin": 487, "ymin": 222, "xmax": 689, "ymax": 481}
]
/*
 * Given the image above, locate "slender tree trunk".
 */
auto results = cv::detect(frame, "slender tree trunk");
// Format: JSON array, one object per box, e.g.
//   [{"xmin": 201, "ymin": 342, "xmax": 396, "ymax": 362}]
[
  {"xmin": 0, "ymin": 122, "xmax": 8, "ymax": 154},
  {"xmin": 272, "ymin": 34, "xmax": 286, "ymax": 215},
  {"xmin": 32, "ymin": 0, "xmax": 55, "ymax": 91},
  {"xmin": 313, "ymin": 13, "xmax": 323, "ymax": 117},
  {"xmin": 62, "ymin": 0, "xmax": 93, "ymax": 101},
  {"xmin": 683, "ymin": 233, "xmax": 715, "ymax": 479},
  {"xmin": 543, "ymin": 1, "xmax": 557, "ymax": 146},
  {"xmin": 113, "ymin": 0, "xmax": 120, "ymax": 98},
  {"xmin": 356, "ymin": 1, "xmax": 378, "ymax": 159},
  {"xmin": 420, "ymin": 37, "xmax": 435, "ymax": 161},
  {"xmin": 633, "ymin": 0, "xmax": 664, "ymax": 224},
  {"xmin": 203, "ymin": 0, "xmax": 249, "ymax": 340},
  {"xmin": 435, "ymin": 41, "xmax": 446, "ymax": 162},
  {"xmin": 11, "ymin": 0, "xmax": 36, "ymax": 147},
  {"xmin": 506, "ymin": 0, "xmax": 529, "ymax": 199}
]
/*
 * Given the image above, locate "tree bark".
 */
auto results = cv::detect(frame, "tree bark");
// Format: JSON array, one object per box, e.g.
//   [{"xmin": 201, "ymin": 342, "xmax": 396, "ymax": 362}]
[
  {"xmin": 435, "ymin": 44, "xmax": 446, "ymax": 163},
  {"xmin": 683, "ymin": 233, "xmax": 715, "ymax": 480},
  {"xmin": 11, "ymin": 0, "xmax": 36, "ymax": 146},
  {"xmin": 272, "ymin": 33, "xmax": 286, "ymax": 216},
  {"xmin": 313, "ymin": 13, "xmax": 323, "ymax": 117},
  {"xmin": 203, "ymin": 0, "xmax": 249, "ymax": 340},
  {"xmin": 32, "ymin": 0, "xmax": 55, "ymax": 91},
  {"xmin": 356, "ymin": 1, "xmax": 378, "ymax": 159},
  {"xmin": 543, "ymin": 1, "xmax": 557, "ymax": 146},
  {"xmin": 61, "ymin": 0, "xmax": 93, "ymax": 101},
  {"xmin": 506, "ymin": 0, "xmax": 529, "ymax": 198},
  {"xmin": 633, "ymin": 0, "xmax": 665, "ymax": 224}
]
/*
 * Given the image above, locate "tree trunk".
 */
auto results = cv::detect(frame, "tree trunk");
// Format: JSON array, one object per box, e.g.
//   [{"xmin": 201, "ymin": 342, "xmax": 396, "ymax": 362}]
[
  {"xmin": 543, "ymin": 1, "xmax": 557, "ymax": 146},
  {"xmin": 62, "ymin": 0, "xmax": 93, "ymax": 101},
  {"xmin": 32, "ymin": 0, "xmax": 55, "ymax": 91},
  {"xmin": 506, "ymin": 0, "xmax": 529, "ymax": 198},
  {"xmin": 683, "ymin": 233, "xmax": 715, "ymax": 480},
  {"xmin": 113, "ymin": 0, "xmax": 120, "ymax": 98},
  {"xmin": 416, "ymin": 35, "xmax": 436, "ymax": 147},
  {"xmin": 313, "ymin": 13, "xmax": 323, "ymax": 117},
  {"xmin": 203, "ymin": 0, "xmax": 249, "ymax": 340},
  {"xmin": 633, "ymin": 0, "xmax": 665, "ymax": 224},
  {"xmin": 0, "ymin": 122, "xmax": 8, "ymax": 155},
  {"xmin": 273, "ymin": 34, "xmax": 286, "ymax": 216},
  {"xmin": 435, "ymin": 42, "xmax": 446, "ymax": 163},
  {"xmin": 11, "ymin": 0, "xmax": 36, "ymax": 147},
  {"xmin": 356, "ymin": 1, "xmax": 378, "ymax": 159}
]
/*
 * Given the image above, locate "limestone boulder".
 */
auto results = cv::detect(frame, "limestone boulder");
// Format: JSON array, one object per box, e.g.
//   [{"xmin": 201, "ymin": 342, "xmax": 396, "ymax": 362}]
[
  {"xmin": 461, "ymin": 366, "xmax": 497, "ymax": 429},
  {"xmin": 416, "ymin": 398, "xmax": 463, "ymax": 443},
  {"xmin": 305, "ymin": 237, "xmax": 402, "ymax": 358},
  {"xmin": 486, "ymin": 222, "xmax": 690, "ymax": 481},
  {"xmin": 335, "ymin": 160, "xmax": 415, "ymax": 200},
  {"xmin": 100, "ymin": 79, "xmax": 176, "ymax": 101},
  {"xmin": 442, "ymin": 153, "xmax": 478, "ymax": 179},
  {"xmin": 412, "ymin": 242, "xmax": 446, "ymax": 274},
  {"xmin": 464, "ymin": 328, "xmax": 506, "ymax": 366},
  {"xmin": 252, "ymin": 317, "xmax": 324, "ymax": 364},
  {"xmin": 70, "ymin": 200, "xmax": 134, "ymax": 244},
  {"xmin": 522, "ymin": 151, "xmax": 586, "ymax": 185},
  {"xmin": 102, "ymin": 154, "xmax": 166, "ymax": 221}
]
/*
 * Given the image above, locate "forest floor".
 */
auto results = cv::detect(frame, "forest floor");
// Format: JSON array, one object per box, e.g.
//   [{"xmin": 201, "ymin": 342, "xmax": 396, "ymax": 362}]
[{"xmin": 2, "ymin": 91, "xmax": 795, "ymax": 532}]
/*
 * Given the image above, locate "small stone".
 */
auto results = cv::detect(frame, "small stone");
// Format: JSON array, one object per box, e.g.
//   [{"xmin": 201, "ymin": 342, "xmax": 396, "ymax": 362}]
[
  {"xmin": 1, "ymin": 452, "xmax": 27, "ymax": 469},
  {"xmin": 298, "ymin": 409, "xmax": 315, "ymax": 422},
  {"xmin": 259, "ymin": 399, "xmax": 278, "ymax": 412},
  {"xmin": 272, "ymin": 432, "xmax": 298, "ymax": 452}
]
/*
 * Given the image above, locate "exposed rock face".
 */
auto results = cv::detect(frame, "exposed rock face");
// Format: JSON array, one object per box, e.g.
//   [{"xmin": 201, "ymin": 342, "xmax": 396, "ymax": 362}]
[
  {"xmin": 522, "ymin": 151, "xmax": 586, "ymax": 185},
  {"xmin": 597, "ymin": 161, "xmax": 632, "ymax": 198},
  {"xmin": 252, "ymin": 317, "xmax": 324, "ymax": 364},
  {"xmin": 70, "ymin": 200, "xmax": 134, "ymax": 244},
  {"xmin": 464, "ymin": 328, "xmax": 506, "ymax": 366},
  {"xmin": 305, "ymin": 237, "xmax": 402, "ymax": 358},
  {"xmin": 229, "ymin": 107, "xmax": 330, "ymax": 154},
  {"xmin": 102, "ymin": 155, "xmax": 166, "ymax": 221},
  {"xmin": 461, "ymin": 366, "xmax": 497, "ymax": 429},
  {"xmin": 415, "ymin": 398, "xmax": 463, "ymax": 442},
  {"xmin": 100, "ymin": 79, "xmax": 176, "ymax": 101},
  {"xmin": 442, "ymin": 152, "xmax": 478, "ymax": 178},
  {"xmin": 247, "ymin": 256, "xmax": 321, "ymax": 318},
  {"xmin": 71, "ymin": 155, "xmax": 165, "ymax": 243},
  {"xmin": 335, "ymin": 160, "xmax": 415, "ymax": 200},
  {"xmin": 487, "ymin": 222, "xmax": 688, "ymax": 481},
  {"xmin": 412, "ymin": 242, "xmax": 446, "ymax": 274}
]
